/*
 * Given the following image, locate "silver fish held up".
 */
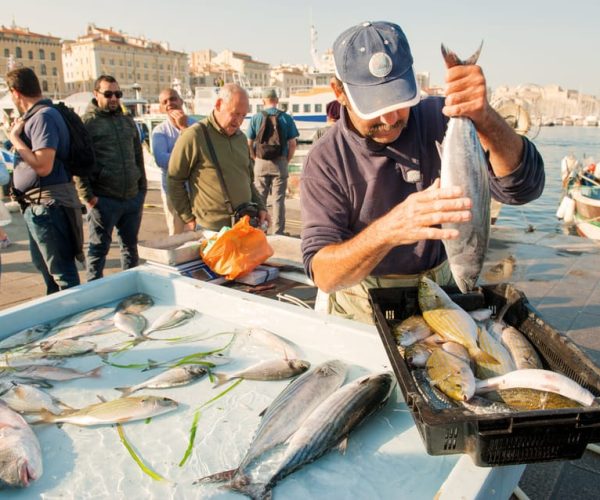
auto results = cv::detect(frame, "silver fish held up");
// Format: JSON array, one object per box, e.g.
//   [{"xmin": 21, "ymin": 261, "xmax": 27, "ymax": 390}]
[
  {"xmin": 0, "ymin": 402, "xmax": 43, "ymax": 488},
  {"xmin": 439, "ymin": 43, "xmax": 490, "ymax": 293}
]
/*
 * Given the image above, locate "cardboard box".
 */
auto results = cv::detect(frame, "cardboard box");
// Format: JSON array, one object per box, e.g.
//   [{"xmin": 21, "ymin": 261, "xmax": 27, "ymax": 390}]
[{"xmin": 138, "ymin": 231, "xmax": 205, "ymax": 265}]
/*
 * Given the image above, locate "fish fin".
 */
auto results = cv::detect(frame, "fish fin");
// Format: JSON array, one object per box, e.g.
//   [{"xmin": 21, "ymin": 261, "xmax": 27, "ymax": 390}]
[
  {"xmin": 337, "ymin": 436, "xmax": 349, "ymax": 455},
  {"xmin": 472, "ymin": 348, "xmax": 500, "ymax": 365},
  {"xmin": 212, "ymin": 373, "xmax": 230, "ymax": 388},
  {"xmin": 115, "ymin": 387, "xmax": 133, "ymax": 397},
  {"xmin": 96, "ymin": 394, "xmax": 107, "ymax": 403},
  {"xmin": 86, "ymin": 366, "xmax": 103, "ymax": 378},
  {"xmin": 31, "ymin": 409, "xmax": 57, "ymax": 425},
  {"xmin": 193, "ymin": 468, "xmax": 238, "ymax": 485},
  {"xmin": 441, "ymin": 41, "xmax": 483, "ymax": 68},
  {"xmin": 225, "ymin": 474, "xmax": 269, "ymax": 500},
  {"xmin": 258, "ymin": 406, "xmax": 267, "ymax": 417}
]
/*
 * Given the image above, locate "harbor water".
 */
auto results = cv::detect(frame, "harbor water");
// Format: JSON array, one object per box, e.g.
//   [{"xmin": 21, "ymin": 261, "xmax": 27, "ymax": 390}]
[{"xmin": 496, "ymin": 126, "xmax": 600, "ymax": 234}]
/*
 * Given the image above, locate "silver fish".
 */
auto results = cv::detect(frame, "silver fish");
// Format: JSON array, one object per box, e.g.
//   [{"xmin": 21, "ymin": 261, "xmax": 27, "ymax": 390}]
[
  {"xmin": 52, "ymin": 306, "xmax": 115, "ymax": 330},
  {"xmin": 115, "ymin": 293, "xmax": 154, "ymax": 314},
  {"xmin": 403, "ymin": 343, "xmax": 433, "ymax": 367},
  {"xmin": 475, "ymin": 369, "xmax": 596, "ymax": 407},
  {"xmin": 0, "ymin": 382, "xmax": 69, "ymax": 415},
  {"xmin": 38, "ymin": 339, "xmax": 97, "ymax": 357},
  {"xmin": 213, "ymin": 359, "xmax": 310, "ymax": 388},
  {"xmin": 411, "ymin": 368, "xmax": 455, "ymax": 410},
  {"xmin": 0, "ymin": 324, "xmax": 52, "ymax": 351},
  {"xmin": 115, "ymin": 365, "xmax": 207, "ymax": 397},
  {"xmin": 114, "ymin": 311, "xmax": 147, "ymax": 338},
  {"xmin": 0, "ymin": 402, "xmax": 43, "ymax": 488},
  {"xmin": 45, "ymin": 319, "xmax": 115, "ymax": 342},
  {"xmin": 145, "ymin": 308, "xmax": 196, "ymax": 335},
  {"xmin": 35, "ymin": 395, "xmax": 178, "ymax": 426},
  {"xmin": 13, "ymin": 364, "xmax": 102, "ymax": 382},
  {"xmin": 239, "ymin": 328, "xmax": 302, "ymax": 359},
  {"xmin": 197, "ymin": 360, "xmax": 348, "ymax": 485},
  {"xmin": 501, "ymin": 326, "xmax": 543, "ymax": 370},
  {"xmin": 439, "ymin": 43, "xmax": 490, "ymax": 293},
  {"xmin": 225, "ymin": 372, "xmax": 394, "ymax": 499},
  {"xmin": 392, "ymin": 315, "xmax": 432, "ymax": 347}
]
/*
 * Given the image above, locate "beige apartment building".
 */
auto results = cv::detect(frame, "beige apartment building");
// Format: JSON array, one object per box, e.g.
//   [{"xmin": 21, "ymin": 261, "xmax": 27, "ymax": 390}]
[
  {"xmin": 0, "ymin": 24, "xmax": 65, "ymax": 96},
  {"xmin": 190, "ymin": 49, "xmax": 270, "ymax": 88},
  {"xmin": 62, "ymin": 24, "xmax": 188, "ymax": 102}
]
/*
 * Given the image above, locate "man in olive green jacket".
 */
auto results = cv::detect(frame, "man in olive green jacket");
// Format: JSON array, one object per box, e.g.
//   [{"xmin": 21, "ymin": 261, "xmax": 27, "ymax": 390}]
[
  {"xmin": 167, "ymin": 83, "xmax": 269, "ymax": 232},
  {"xmin": 75, "ymin": 75, "xmax": 146, "ymax": 281}
]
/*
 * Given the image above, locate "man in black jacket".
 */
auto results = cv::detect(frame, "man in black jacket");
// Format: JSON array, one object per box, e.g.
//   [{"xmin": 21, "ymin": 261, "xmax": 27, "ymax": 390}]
[{"xmin": 75, "ymin": 75, "xmax": 146, "ymax": 281}]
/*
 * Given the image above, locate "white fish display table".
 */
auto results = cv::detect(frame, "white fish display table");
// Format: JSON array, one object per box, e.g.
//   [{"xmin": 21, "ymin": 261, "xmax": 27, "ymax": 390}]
[{"xmin": 0, "ymin": 267, "xmax": 524, "ymax": 499}]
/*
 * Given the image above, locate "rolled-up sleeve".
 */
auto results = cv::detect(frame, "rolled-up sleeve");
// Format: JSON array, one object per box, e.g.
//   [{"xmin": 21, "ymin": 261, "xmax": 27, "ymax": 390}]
[{"xmin": 489, "ymin": 137, "xmax": 545, "ymax": 205}]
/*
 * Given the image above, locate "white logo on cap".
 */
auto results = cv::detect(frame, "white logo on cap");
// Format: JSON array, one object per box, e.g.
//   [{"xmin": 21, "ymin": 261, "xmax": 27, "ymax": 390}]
[{"xmin": 369, "ymin": 52, "xmax": 393, "ymax": 78}]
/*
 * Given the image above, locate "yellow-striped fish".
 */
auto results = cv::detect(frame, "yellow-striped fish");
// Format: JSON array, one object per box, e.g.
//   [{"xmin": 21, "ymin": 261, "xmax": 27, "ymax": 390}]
[
  {"xmin": 475, "ymin": 325, "xmax": 516, "ymax": 379},
  {"xmin": 418, "ymin": 277, "xmax": 498, "ymax": 364},
  {"xmin": 426, "ymin": 349, "xmax": 476, "ymax": 401}
]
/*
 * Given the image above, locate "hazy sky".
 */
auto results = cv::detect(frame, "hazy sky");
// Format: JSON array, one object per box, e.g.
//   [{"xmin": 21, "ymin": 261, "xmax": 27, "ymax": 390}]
[{"xmin": 5, "ymin": 0, "xmax": 599, "ymax": 96}]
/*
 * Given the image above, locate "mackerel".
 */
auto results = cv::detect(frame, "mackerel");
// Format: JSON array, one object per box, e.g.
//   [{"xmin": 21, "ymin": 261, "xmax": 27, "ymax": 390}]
[
  {"xmin": 439, "ymin": 43, "xmax": 490, "ymax": 293},
  {"xmin": 227, "ymin": 372, "xmax": 394, "ymax": 500}
]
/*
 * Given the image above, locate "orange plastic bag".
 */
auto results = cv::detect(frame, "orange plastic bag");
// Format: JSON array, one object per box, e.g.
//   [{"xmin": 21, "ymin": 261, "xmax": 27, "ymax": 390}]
[{"xmin": 201, "ymin": 216, "xmax": 274, "ymax": 280}]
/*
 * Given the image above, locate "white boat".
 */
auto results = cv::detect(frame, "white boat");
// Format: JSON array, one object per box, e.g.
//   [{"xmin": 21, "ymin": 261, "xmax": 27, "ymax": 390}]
[
  {"xmin": 571, "ymin": 185, "xmax": 600, "ymax": 240},
  {"xmin": 193, "ymin": 85, "xmax": 335, "ymax": 142}
]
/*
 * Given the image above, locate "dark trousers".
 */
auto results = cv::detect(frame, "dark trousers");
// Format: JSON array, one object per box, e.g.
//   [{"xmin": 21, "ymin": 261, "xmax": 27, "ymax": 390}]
[
  {"xmin": 86, "ymin": 192, "xmax": 144, "ymax": 281},
  {"xmin": 24, "ymin": 203, "xmax": 81, "ymax": 294}
]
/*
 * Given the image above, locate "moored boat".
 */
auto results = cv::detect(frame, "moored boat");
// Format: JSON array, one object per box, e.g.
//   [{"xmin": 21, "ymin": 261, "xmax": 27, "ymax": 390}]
[{"xmin": 571, "ymin": 185, "xmax": 600, "ymax": 240}]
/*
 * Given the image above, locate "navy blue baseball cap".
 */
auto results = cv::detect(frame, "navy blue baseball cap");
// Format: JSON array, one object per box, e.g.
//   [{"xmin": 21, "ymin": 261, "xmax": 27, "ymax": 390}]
[{"xmin": 333, "ymin": 21, "xmax": 420, "ymax": 119}]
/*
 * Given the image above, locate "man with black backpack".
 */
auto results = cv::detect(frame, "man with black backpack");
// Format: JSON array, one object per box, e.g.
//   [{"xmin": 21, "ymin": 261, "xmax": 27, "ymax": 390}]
[
  {"xmin": 6, "ymin": 67, "xmax": 83, "ymax": 294},
  {"xmin": 247, "ymin": 89, "xmax": 299, "ymax": 235}
]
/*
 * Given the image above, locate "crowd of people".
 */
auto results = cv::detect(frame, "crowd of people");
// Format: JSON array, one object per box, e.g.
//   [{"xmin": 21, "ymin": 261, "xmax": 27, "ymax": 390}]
[{"xmin": 0, "ymin": 19, "xmax": 544, "ymax": 325}]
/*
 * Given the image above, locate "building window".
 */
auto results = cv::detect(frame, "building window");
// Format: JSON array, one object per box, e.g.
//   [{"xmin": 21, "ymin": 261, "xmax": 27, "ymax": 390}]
[
  {"xmin": 39, "ymin": 49, "xmax": 45, "ymax": 60},
  {"xmin": 292, "ymin": 104, "xmax": 299, "ymax": 113},
  {"xmin": 28, "ymin": 50, "xmax": 33, "ymax": 60},
  {"xmin": 303, "ymin": 104, "xmax": 310, "ymax": 113},
  {"xmin": 41, "ymin": 64, "xmax": 47, "ymax": 75},
  {"xmin": 315, "ymin": 104, "xmax": 322, "ymax": 113},
  {"xmin": 42, "ymin": 80, "xmax": 48, "ymax": 91},
  {"xmin": 50, "ymin": 52, "xmax": 56, "ymax": 61},
  {"xmin": 52, "ymin": 67, "xmax": 57, "ymax": 76},
  {"xmin": 15, "ymin": 47, "xmax": 22, "ymax": 58},
  {"xmin": 3, "ymin": 49, "xmax": 8, "ymax": 57}
]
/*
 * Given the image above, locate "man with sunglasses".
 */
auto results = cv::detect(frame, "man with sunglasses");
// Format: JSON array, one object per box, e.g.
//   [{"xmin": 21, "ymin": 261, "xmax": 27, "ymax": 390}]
[{"xmin": 75, "ymin": 75, "xmax": 146, "ymax": 281}]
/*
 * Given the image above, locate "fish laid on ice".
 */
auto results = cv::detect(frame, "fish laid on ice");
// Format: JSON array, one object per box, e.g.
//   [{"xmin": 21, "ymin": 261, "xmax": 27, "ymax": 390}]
[
  {"xmin": 0, "ymin": 382, "xmax": 70, "ymax": 415},
  {"xmin": 0, "ymin": 402, "xmax": 43, "ymax": 488},
  {"xmin": 500, "ymin": 326, "xmax": 543, "ymax": 370},
  {"xmin": 115, "ymin": 293, "xmax": 154, "ymax": 314},
  {"xmin": 51, "ymin": 306, "xmax": 115, "ymax": 331},
  {"xmin": 45, "ymin": 319, "xmax": 115, "ymax": 342},
  {"xmin": 426, "ymin": 349, "xmax": 476, "ymax": 401},
  {"xmin": 0, "ymin": 324, "xmax": 52, "ymax": 351},
  {"xmin": 145, "ymin": 308, "xmax": 196, "ymax": 335},
  {"xmin": 115, "ymin": 365, "xmax": 208, "ymax": 397},
  {"xmin": 475, "ymin": 325, "xmax": 516, "ymax": 379},
  {"xmin": 439, "ymin": 43, "xmax": 490, "ymax": 293},
  {"xmin": 13, "ymin": 365, "xmax": 102, "ymax": 382},
  {"xmin": 114, "ymin": 312, "xmax": 147, "ymax": 338},
  {"xmin": 223, "ymin": 372, "xmax": 394, "ymax": 500},
  {"xmin": 238, "ymin": 328, "xmax": 301, "ymax": 359},
  {"xmin": 418, "ymin": 277, "xmax": 497, "ymax": 364},
  {"xmin": 392, "ymin": 315, "xmax": 432, "ymax": 347},
  {"xmin": 38, "ymin": 339, "xmax": 97, "ymax": 358},
  {"xmin": 475, "ymin": 369, "xmax": 596, "ymax": 407},
  {"xmin": 35, "ymin": 395, "xmax": 178, "ymax": 426},
  {"xmin": 213, "ymin": 359, "xmax": 310, "ymax": 388},
  {"xmin": 198, "ymin": 360, "xmax": 349, "ymax": 485}
]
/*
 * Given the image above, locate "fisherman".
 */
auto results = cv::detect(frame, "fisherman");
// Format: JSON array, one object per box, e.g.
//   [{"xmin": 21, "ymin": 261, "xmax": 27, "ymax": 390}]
[
  {"xmin": 75, "ymin": 75, "xmax": 146, "ymax": 281},
  {"xmin": 168, "ymin": 83, "xmax": 269, "ymax": 232},
  {"xmin": 151, "ymin": 88, "xmax": 197, "ymax": 235},
  {"xmin": 301, "ymin": 21, "xmax": 545, "ymax": 324},
  {"xmin": 247, "ymin": 88, "xmax": 298, "ymax": 235},
  {"xmin": 6, "ymin": 67, "xmax": 83, "ymax": 294}
]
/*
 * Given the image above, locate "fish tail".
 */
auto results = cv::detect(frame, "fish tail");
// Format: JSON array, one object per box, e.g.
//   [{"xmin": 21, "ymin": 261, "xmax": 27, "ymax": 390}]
[
  {"xmin": 212, "ymin": 373, "xmax": 230, "ymax": 388},
  {"xmin": 441, "ymin": 41, "xmax": 483, "ymax": 68},
  {"xmin": 115, "ymin": 386, "xmax": 133, "ymax": 397},
  {"xmin": 225, "ymin": 474, "xmax": 270, "ymax": 500},
  {"xmin": 86, "ymin": 366, "xmax": 103, "ymax": 378},
  {"xmin": 472, "ymin": 348, "xmax": 500, "ymax": 365},
  {"xmin": 31, "ymin": 409, "xmax": 57, "ymax": 425},
  {"xmin": 193, "ymin": 468, "xmax": 237, "ymax": 485}
]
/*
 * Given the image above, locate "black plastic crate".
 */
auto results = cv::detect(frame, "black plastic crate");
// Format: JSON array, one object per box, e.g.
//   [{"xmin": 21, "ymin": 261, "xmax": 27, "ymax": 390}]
[{"xmin": 369, "ymin": 283, "xmax": 600, "ymax": 466}]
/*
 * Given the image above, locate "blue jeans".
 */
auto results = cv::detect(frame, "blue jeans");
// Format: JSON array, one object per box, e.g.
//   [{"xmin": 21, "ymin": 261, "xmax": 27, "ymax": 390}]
[
  {"xmin": 24, "ymin": 203, "xmax": 81, "ymax": 294},
  {"xmin": 86, "ymin": 192, "xmax": 144, "ymax": 281}
]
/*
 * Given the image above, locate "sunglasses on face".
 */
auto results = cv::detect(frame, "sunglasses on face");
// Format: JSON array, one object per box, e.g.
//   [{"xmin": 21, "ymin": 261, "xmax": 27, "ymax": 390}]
[{"xmin": 97, "ymin": 90, "xmax": 123, "ymax": 99}]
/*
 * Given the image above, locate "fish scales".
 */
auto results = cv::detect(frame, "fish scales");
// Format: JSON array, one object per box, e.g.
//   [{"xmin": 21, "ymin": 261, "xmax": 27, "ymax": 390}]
[{"xmin": 439, "ymin": 44, "xmax": 490, "ymax": 293}]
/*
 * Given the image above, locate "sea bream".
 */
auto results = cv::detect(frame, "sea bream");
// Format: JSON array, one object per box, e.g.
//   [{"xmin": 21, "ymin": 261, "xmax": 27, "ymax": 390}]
[
  {"xmin": 0, "ymin": 402, "xmax": 43, "ymax": 488},
  {"xmin": 439, "ymin": 43, "xmax": 490, "ymax": 293}
]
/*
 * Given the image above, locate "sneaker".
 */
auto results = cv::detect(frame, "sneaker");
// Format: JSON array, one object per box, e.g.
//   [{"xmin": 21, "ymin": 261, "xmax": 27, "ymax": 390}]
[{"xmin": 0, "ymin": 237, "xmax": 11, "ymax": 249}]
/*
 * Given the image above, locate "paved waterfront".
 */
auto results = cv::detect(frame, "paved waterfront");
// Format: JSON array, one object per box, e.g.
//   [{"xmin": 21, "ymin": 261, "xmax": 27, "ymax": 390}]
[{"xmin": 1, "ymin": 185, "xmax": 599, "ymax": 499}]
